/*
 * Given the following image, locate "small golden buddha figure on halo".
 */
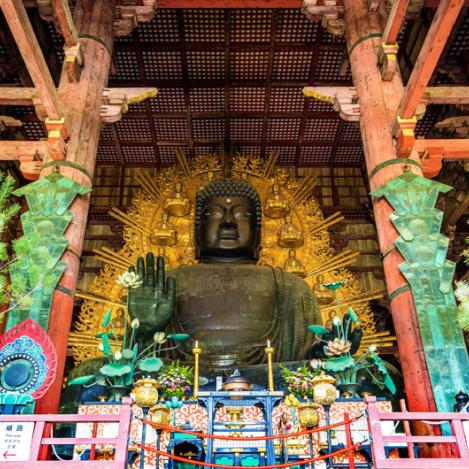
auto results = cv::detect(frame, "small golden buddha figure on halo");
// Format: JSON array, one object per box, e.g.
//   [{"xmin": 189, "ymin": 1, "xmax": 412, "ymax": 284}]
[
  {"xmin": 278, "ymin": 215, "xmax": 304, "ymax": 248},
  {"xmin": 150, "ymin": 213, "xmax": 177, "ymax": 246},
  {"xmin": 157, "ymin": 247, "xmax": 171, "ymax": 268},
  {"xmin": 164, "ymin": 182, "xmax": 191, "ymax": 217},
  {"xmin": 106, "ymin": 307, "xmax": 127, "ymax": 338},
  {"xmin": 264, "ymin": 184, "xmax": 289, "ymax": 219},
  {"xmin": 283, "ymin": 249, "xmax": 306, "ymax": 277},
  {"xmin": 312, "ymin": 274, "xmax": 336, "ymax": 307}
]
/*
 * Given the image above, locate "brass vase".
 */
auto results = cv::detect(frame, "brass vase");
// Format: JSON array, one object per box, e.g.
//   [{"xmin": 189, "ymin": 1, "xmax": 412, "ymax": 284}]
[
  {"xmin": 150, "ymin": 404, "xmax": 171, "ymax": 426},
  {"xmin": 297, "ymin": 402, "xmax": 320, "ymax": 428},
  {"xmin": 134, "ymin": 378, "xmax": 160, "ymax": 408},
  {"xmin": 312, "ymin": 373, "xmax": 337, "ymax": 406}
]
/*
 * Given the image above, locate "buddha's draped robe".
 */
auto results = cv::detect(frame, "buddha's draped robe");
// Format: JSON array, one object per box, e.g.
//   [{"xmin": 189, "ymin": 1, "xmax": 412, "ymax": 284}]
[{"xmin": 171, "ymin": 263, "xmax": 322, "ymax": 366}]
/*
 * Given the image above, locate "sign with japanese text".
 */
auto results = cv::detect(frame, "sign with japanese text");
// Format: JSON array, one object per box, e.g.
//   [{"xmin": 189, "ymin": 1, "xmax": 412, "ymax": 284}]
[{"xmin": 0, "ymin": 422, "xmax": 34, "ymax": 461}]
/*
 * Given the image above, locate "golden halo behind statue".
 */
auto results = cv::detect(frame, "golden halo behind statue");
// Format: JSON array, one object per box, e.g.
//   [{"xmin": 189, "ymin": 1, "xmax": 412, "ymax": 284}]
[{"xmin": 70, "ymin": 151, "xmax": 387, "ymax": 363}]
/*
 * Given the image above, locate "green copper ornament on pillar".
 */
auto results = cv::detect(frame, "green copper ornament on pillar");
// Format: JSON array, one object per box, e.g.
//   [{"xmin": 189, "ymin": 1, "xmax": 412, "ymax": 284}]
[
  {"xmin": 6, "ymin": 173, "xmax": 91, "ymax": 331},
  {"xmin": 372, "ymin": 170, "xmax": 469, "ymax": 412}
]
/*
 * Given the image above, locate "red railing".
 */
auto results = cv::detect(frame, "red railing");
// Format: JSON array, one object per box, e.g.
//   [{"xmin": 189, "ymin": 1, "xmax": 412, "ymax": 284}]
[
  {"xmin": 140, "ymin": 412, "xmax": 360, "ymax": 469},
  {"xmin": 366, "ymin": 396, "xmax": 469, "ymax": 468},
  {"xmin": 0, "ymin": 397, "xmax": 132, "ymax": 468}
]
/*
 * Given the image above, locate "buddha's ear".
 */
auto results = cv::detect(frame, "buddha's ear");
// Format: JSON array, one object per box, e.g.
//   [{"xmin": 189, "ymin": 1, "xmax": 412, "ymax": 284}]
[
  {"xmin": 253, "ymin": 232, "xmax": 261, "ymax": 261},
  {"xmin": 194, "ymin": 229, "xmax": 201, "ymax": 260},
  {"xmin": 253, "ymin": 246, "xmax": 260, "ymax": 262}
]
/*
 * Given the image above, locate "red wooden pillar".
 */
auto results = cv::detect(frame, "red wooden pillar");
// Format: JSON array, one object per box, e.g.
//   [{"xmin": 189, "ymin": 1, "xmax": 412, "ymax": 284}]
[
  {"xmin": 343, "ymin": 0, "xmax": 437, "ymax": 414},
  {"xmin": 35, "ymin": 0, "xmax": 115, "ymax": 414}
]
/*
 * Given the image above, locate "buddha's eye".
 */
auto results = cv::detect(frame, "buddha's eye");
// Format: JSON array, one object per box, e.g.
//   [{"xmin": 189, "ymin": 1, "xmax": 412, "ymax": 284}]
[
  {"xmin": 203, "ymin": 207, "xmax": 223, "ymax": 218},
  {"xmin": 234, "ymin": 207, "xmax": 252, "ymax": 218}
]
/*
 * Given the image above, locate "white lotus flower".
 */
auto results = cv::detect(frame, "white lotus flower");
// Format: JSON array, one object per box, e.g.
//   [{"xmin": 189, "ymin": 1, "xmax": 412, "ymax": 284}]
[
  {"xmin": 455, "ymin": 281, "xmax": 469, "ymax": 302},
  {"xmin": 117, "ymin": 271, "xmax": 143, "ymax": 289},
  {"xmin": 368, "ymin": 344, "xmax": 378, "ymax": 353},
  {"xmin": 114, "ymin": 351, "xmax": 122, "ymax": 360},
  {"xmin": 332, "ymin": 316, "xmax": 341, "ymax": 326},
  {"xmin": 98, "ymin": 343, "xmax": 104, "ymax": 352},
  {"xmin": 131, "ymin": 318, "xmax": 140, "ymax": 329},
  {"xmin": 153, "ymin": 332, "xmax": 167, "ymax": 344}
]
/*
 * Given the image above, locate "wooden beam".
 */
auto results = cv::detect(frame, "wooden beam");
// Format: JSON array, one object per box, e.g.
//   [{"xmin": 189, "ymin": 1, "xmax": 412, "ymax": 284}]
[
  {"xmin": 302, "ymin": 86, "xmax": 359, "ymax": 121},
  {"xmin": 414, "ymin": 138, "xmax": 469, "ymax": 178},
  {"xmin": 0, "ymin": 0, "xmax": 63, "ymax": 120},
  {"xmin": 0, "ymin": 86, "xmax": 156, "ymax": 124},
  {"xmin": 154, "ymin": 0, "xmax": 469, "ymax": 6},
  {"xmin": 50, "ymin": 0, "xmax": 78, "ymax": 46},
  {"xmin": 0, "ymin": 140, "xmax": 48, "ymax": 160},
  {"xmin": 421, "ymin": 86, "xmax": 469, "ymax": 105},
  {"xmin": 303, "ymin": 86, "xmax": 465, "ymax": 120},
  {"xmin": 397, "ymin": 0, "xmax": 465, "ymax": 120},
  {"xmin": 157, "ymin": 0, "xmax": 302, "ymax": 6},
  {"xmin": 0, "ymin": 87, "xmax": 36, "ymax": 105},
  {"xmin": 383, "ymin": 0, "xmax": 410, "ymax": 44},
  {"xmin": 0, "ymin": 140, "xmax": 48, "ymax": 180},
  {"xmin": 414, "ymin": 138, "xmax": 469, "ymax": 159}
]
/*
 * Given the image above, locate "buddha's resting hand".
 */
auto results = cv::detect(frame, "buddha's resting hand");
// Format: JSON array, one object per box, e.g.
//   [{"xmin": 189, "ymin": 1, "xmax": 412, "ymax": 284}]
[{"xmin": 128, "ymin": 252, "xmax": 175, "ymax": 339}]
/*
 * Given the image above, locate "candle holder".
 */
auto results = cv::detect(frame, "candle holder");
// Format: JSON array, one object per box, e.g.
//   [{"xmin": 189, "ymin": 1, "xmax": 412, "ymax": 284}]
[
  {"xmin": 192, "ymin": 340, "xmax": 202, "ymax": 398},
  {"xmin": 265, "ymin": 339, "xmax": 275, "ymax": 391}
]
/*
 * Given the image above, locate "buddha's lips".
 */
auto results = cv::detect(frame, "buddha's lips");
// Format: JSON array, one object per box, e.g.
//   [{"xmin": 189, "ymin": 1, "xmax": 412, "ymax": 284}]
[{"xmin": 218, "ymin": 228, "xmax": 238, "ymax": 239}]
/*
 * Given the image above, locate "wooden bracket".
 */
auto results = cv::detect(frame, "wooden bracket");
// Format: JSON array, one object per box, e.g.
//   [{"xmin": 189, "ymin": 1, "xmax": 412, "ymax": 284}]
[
  {"xmin": 0, "ymin": 116, "xmax": 23, "ymax": 131},
  {"xmin": 0, "ymin": 140, "xmax": 49, "ymax": 180},
  {"xmin": 302, "ymin": 0, "xmax": 345, "ymax": 37},
  {"xmin": 101, "ymin": 87, "xmax": 157, "ymax": 123},
  {"xmin": 394, "ymin": 115, "xmax": 417, "ymax": 157},
  {"xmin": 64, "ymin": 42, "xmax": 84, "ymax": 83},
  {"xmin": 45, "ymin": 117, "xmax": 68, "ymax": 160},
  {"xmin": 378, "ymin": 42, "xmax": 399, "ymax": 81},
  {"xmin": 303, "ymin": 86, "xmax": 360, "ymax": 121},
  {"xmin": 434, "ymin": 116, "xmax": 469, "ymax": 138},
  {"xmin": 414, "ymin": 138, "xmax": 469, "ymax": 177},
  {"xmin": 114, "ymin": 1, "xmax": 158, "ymax": 37}
]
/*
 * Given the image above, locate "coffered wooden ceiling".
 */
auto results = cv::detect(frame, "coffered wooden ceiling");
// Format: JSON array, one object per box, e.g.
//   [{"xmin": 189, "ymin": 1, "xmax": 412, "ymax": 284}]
[{"xmin": 3, "ymin": 6, "xmax": 467, "ymax": 172}]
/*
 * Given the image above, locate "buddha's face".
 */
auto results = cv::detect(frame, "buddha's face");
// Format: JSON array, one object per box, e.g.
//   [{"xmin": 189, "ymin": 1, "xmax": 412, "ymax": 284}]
[{"xmin": 197, "ymin": 195, "xmax": 259, "ymax": 262}]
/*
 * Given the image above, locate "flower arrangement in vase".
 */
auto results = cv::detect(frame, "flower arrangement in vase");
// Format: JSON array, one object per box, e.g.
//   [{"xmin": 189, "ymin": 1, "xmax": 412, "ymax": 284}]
[
  {"xmin": 157, "ymin": 361, "xmax": 193, "ymax": 400},
  {"xmin": 280, "ymin": 363, "xmax": 321, "ymax": 400},
  {"xmin": 309, "ymin": 308, "xmax": 396, "ymax": 397}
]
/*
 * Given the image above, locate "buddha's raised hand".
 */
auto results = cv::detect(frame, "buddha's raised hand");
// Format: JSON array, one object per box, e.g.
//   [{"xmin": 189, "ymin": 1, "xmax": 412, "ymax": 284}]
[{"xmin": 128, "ymin": 252, "xmax": 175, "ymax": 339}]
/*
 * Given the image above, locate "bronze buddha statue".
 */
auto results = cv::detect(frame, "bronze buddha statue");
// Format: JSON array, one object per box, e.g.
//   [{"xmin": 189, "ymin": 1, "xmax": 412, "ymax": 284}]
[{"xmin": 128, "ymin": 179, "xmax": 327, "ymax": 370}]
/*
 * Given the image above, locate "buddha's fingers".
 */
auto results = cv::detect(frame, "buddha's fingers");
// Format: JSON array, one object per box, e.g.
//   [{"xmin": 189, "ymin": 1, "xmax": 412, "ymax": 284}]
[
  {"xmin": 165, "ymin": 276, "xmax": 175, "ymax": 304},
  {"xmin": 137, "ymin": 256, "xmax": 145, "ymax": 281},
  {"xmin": 146, "ymin": 252, "xmax": 155, "ymax": 288},
  {"xmin": 156, "ymin": 255, "xmax": 165, "ymax": 291}
]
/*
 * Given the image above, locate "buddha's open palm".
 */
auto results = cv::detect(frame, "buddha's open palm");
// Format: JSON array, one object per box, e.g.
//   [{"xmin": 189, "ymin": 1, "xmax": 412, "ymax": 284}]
[{"xmin": 128, "ymin": 252, "xmax": 175, "ymax": 339}]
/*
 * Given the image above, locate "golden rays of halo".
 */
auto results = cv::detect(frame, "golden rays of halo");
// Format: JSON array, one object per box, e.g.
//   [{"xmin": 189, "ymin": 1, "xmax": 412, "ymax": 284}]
[{"xmin": 71, "ymin": 151, "xmax": 391, "ymax": 363}]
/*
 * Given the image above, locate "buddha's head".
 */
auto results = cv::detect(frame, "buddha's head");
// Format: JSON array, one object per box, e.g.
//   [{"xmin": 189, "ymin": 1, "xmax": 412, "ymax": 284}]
[{"xmin": 194, "ymin": 179, "xmax": 262, "ymax": 263}]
